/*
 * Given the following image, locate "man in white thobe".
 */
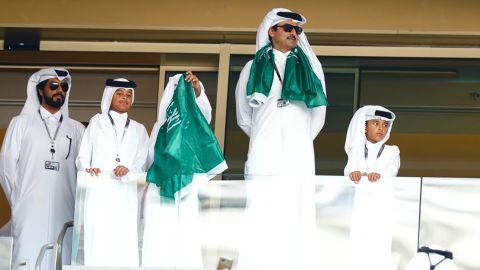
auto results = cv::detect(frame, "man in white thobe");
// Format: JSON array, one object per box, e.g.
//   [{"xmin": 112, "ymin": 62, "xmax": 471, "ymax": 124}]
[
  {"xmin": 235, "ymin": 8, "xmax": 328, "ymax": 176},
  {"xmin": 142, "ymin": 72, "xmax": 214, "ymax": 268},
  {"xmin": 0, "ymin": 68, "xmax": 85, "ymax": 269},
  {"xmin": 235, "ymin": 9, "xmax": 328, "ymax": 270}
]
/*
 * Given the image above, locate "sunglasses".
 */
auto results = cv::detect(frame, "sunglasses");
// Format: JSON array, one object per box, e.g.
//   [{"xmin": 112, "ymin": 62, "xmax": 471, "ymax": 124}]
[
  {"xmin": 274, "ymin": 24, "xmax": 303, "ymax": 35},
  {"xmin": 48, "ymin": 82, "xmax": 69, "ymax": 92}
]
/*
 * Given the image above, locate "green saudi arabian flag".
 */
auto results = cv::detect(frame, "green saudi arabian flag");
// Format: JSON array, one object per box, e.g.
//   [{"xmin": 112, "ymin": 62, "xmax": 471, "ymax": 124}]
[{"xmin": 147, "ymin": 74, "xmax": 227, "ymax": 201}]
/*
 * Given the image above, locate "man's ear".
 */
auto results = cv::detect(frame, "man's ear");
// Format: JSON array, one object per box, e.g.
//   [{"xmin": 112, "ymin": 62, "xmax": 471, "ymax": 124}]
[
  {"xmin": 37, "ymin": 88, "xmax": 45, "ymax": 103},
  {"xmin": 268, "ymin": 27, "xmax": 276, "ymax": 38}
]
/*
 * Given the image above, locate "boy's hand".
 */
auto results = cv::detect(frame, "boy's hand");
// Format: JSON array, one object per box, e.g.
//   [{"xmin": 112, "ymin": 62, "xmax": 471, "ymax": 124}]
[
  {"xmin": 86, "ymin": 168, "xmax": 101, "ymax": 176},
  {"xmin": 349, "ymin": 171, "xmax": 364, "ymax": 184},
  {"xmin": 367, "ymin": 172, "xmax": 381, "ymax": 182},
  {"xmin": 113, "ymin": 165, "xmax": 129, "ymax": 177}
]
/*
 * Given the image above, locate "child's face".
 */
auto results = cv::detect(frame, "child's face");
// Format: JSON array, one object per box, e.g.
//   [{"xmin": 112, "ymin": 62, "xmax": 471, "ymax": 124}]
[
  {"xmin": 365, "ymin": 119, "xmax": 390, "ymax": 143},
  {"xmin": 110, "ymin": 88, "xmax": 133, "ymax": 113}
]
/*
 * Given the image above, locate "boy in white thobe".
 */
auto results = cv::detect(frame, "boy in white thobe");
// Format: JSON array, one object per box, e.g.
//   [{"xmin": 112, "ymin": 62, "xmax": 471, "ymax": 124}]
[
  {"xmin": 344, "ymin": 105, "xmax": 400, "ymax": 270},
  {"xmin": 345, "ymin": 105, "xmax": 400, "ymax": 182},
  {"xmin": 76, "ymin": 78, "xmax": 148, "ymax": 266}
]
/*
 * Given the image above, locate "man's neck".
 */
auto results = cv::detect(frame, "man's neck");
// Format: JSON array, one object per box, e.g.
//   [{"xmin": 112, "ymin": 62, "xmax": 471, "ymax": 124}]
[
  {"xmin": 366, "ymin": 139, "xmax": 382, "ymax": 146},
  {"xmin": 272, "ymin": 43, "xmax": 297, "ymax": 54},
  {"xmin": 41, "ymin": 104, "xmax": 61, "ymax": 114},
  {"xmin": 109, "ymin": 109, "xmax": 128, "ymax": 115},
  {"xmin": 273, "ymin": 47, "xmax": 291, "ymax": 54}
]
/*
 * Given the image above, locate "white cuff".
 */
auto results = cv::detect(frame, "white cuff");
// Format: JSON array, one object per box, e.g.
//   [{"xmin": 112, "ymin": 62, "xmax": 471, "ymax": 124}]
[{"xmin": 247, "ymin": 92, "xmax": 267, "ymax": 107}]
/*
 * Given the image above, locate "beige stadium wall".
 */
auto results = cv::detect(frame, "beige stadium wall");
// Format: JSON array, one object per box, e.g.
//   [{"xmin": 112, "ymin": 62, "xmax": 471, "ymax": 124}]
[{"xmin": 1, "ymin": 0, "xmax": 480, "ymax": 33}]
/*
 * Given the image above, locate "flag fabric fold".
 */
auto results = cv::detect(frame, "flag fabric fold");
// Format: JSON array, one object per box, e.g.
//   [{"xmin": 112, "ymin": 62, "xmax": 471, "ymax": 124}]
[
  {"xmin": 147, "ymin": 74, "xmax": 227, "ymax": 201},
  {"xmin": 246, "ymin": 44, "xmax": 329, "ymax": 108}
]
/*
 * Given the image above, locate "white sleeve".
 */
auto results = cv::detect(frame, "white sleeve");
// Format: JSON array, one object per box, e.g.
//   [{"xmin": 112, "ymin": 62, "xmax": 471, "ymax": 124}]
[
  {"xmin": 75, "ymin": 118, "xmax": 95, "ymax": 171},
  {"xmin": 382, "ymin": 146, "xmax": 400, "ymax": 177},
  {"xmin": 159, "ymin": 74, "xmax": 212, "ymax": 125},
  {"xmin": 131, "ymin": 124, "xmax": 149, "ymax": 173},
  {"xmin": 235, "ymin": 61, "xmax": 254, "ymax": 136},
  {"xmin": 344, "ymin": 147, "xmax": 359, "ymax": 176},
  {"xmin": 148, "ymin": 74, "xmax": 213, "ymax": 170},
  {"xmin": 311, "ymin": 106, "xmax": 326, "ymax": 139},
  {"xmin": 147, "ymin": 121, "xmax": 161, "ymax": 169},
  {"xmin": 0, "ymin": 117, "xmax": 24, "ymax": 205},
  {"xmin": 195, "ymin": 82, "xmax": 213, "ymax": 124},
  {"xmin": 72, "ymin": 121, "xmax": 85, "ymax": 162}
]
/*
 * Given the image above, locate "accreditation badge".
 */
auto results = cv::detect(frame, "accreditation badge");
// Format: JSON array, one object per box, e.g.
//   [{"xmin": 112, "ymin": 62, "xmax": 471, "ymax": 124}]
[
  {"xmin": 45, "ymin": 161, "xmax": 60, "ymax": 171},
  {"xmin": 277, "ymin": 99, "xmax": 290, "ymax": 107}
]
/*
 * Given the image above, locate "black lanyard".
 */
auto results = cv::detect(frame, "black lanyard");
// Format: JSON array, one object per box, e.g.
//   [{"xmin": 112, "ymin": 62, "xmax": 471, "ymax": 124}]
[
  {"xmin": 108, "ymin": 112, "xmax": 130, "ymax": 163},
  {"xmin": 38, "ymin": 109, "xmax": 63, "ymax": 160},
  {"xmin": 274, "ymin": 63, "xmax": 290, "ymax": 107},
  {"xmin": 364, "ymin": 144, "xmax": 385, "ymax": 159},
  {"xmin": 273, "ymin": 63, "xmax": 283, "ymax": 84}
]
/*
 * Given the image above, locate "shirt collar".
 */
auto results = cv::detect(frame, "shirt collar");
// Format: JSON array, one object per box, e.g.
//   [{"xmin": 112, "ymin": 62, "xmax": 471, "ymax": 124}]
[
  {"xmin": 366, "ymin": 140, "xmax": 382, "ymax": 150},
  {"xmin": 109, "ymin": 110, "xmax": 128, "ymax": 122},
  {"xmin": 39, "ymin": 106, "xmax": 62, "ymax": 120},
  {"xmin": 273, "ymin": 48, "xmax": 291, "ymax": 60}
]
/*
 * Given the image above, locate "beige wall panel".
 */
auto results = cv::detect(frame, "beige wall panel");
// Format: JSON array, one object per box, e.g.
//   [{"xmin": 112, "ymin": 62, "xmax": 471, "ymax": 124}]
[
  {"xmin": 1, "ymin": 1, "xmax": 480, "ymax": 32},
  {"xmin": 161, "ymin": 54, "xmax": 219, "ymax": 67}
]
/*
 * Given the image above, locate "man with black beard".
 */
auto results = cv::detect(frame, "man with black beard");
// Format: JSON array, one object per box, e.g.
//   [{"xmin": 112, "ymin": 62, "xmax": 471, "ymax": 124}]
[{"xmin": 0, "ymin": 68, "xmax": 84, "ymax": 270}]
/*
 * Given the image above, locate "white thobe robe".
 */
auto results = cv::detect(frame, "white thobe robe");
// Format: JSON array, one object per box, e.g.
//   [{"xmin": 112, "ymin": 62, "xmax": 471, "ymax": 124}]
[
  {"xmin": 345, "ymin": 141, "xmax": 400, "ymax": 270},
  {"xmin": 76, "ymin": 112, "xmax": 148, "ymax": 267},
  {"xmin": 142, "ymin": 77, "xmax": 212, "ymax": 268},
  {"xmin": 0, "ymin": 108, "xmax": 84, "ymax": 270},
  {"xmin": 237, "ymin": 176, "xmax": 318, "ymax": 270},
  {"xmin": 235, "ymin": 49, "xmax": 326, "ymax": 176},
  {"xmin": 344, "ymin": 141, "xmax": 400, "ymax": 178},
  {"xmin": 235, "ymin": 50, "xmax": 322, "ymax": 269}
]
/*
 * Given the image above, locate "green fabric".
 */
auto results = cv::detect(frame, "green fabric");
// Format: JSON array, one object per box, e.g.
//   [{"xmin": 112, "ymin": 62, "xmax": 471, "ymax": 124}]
[
  {"xmin": 246, "ymin": 44, "xmax": 329, "ymax": 108},
  {"xmin": 146, "ymin": 74, "xmax": 225, "ymax": 200},
  {"xmin": 246, "ymin": 45, "xmax": 275, "ymax": 98}
]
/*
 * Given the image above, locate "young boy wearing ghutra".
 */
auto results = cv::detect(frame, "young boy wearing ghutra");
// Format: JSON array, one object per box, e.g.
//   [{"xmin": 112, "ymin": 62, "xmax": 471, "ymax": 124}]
[
  {"xmin": 344, "ymin": 105, "xmax": 400, "ymax": 270},
  {"xmin": 344, "ymin": 105, "xmax": 400, "ymax": 183},
  {"xmin": 76, "ymin": 78, "xmax": 149, "ymax": 267}
]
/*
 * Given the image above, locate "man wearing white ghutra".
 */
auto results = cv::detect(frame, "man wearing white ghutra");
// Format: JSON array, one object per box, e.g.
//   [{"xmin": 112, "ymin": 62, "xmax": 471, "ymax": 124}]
[
  {"xmin": 235, "ymin": 8, "xmax": 328, "ymax": 176},
  {"xmin": 0, "ymin": 68, "xmax": 85, "ymax": 270},
  {"xmin": 235, "ymin": 8, "xmax": 328, "ymax": 270}
]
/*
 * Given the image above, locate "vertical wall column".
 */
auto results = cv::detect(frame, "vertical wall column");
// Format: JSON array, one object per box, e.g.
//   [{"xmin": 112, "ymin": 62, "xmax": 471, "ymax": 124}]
[
  {"xmin": 157, "ymin": 66, "xmax": 167, "ymax": 122},
  {"xmin": 214, "ymin": 43, "xmax": 231, "ymax": 152}
]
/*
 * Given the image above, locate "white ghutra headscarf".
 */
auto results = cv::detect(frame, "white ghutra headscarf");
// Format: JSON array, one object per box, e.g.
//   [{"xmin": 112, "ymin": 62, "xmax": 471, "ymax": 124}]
[
  {"xmin": 22, "ymin": 67, "xmax": 72, "ymax": 117},
  {"xmin": 100, "ymin": 78, "xmax": 136, "ymax": 114},
  {"xmin": 345, "ymin": 105, "xmax": 396, "ymax": 154},
  {"xmin": 255, "ymin": 8, "xmax": 326, "ymax": 93}
]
